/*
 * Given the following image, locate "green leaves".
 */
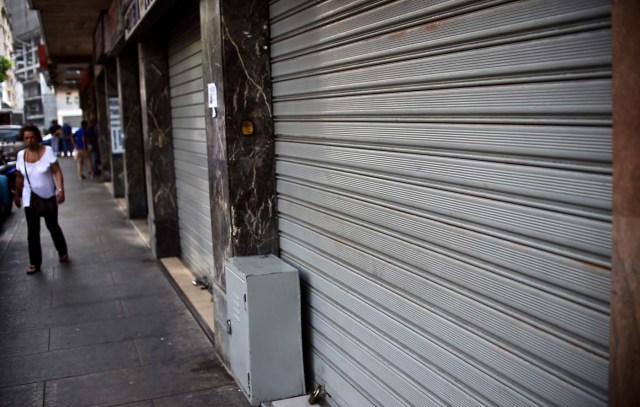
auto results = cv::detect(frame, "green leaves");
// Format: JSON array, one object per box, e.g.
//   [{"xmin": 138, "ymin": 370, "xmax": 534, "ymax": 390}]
[{"xmin": 0, "ymin": 56, "xmax": 12, "ymax": 82}]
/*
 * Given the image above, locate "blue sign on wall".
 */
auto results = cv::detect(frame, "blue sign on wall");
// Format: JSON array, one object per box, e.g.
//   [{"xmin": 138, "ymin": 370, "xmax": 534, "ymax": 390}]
[{"xmin": 109, "ymin": 97, "xmax": 123, "ymax": 154}]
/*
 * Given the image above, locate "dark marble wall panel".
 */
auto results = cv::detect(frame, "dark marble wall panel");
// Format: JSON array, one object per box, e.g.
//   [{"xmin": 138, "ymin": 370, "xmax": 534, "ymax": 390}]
[
  {"xmin": 106, "ymin": 60, "xmax": 125, "ymax": 198},
  {"xmin": 138, "ymin": 40, "xmax": 180, "ymax": 259},
  {"xmin": 95, "ymin": 72, "xmax": 111, "ymax": 182},
  {"xmin": 201, "ymin": 0, "xmax": 232, "ymax": 289},
  {"xmin": 221, "ymin": 0, "xmax": 278, "ymax": 259},
  {"xmin": 201, "ymin": 0, "xmax": 277, "ymax": 287},
  {"xmin": 79, "ymin": 84, "xmax": 96, "ymax": 123},
  {"xmin": 212, "ymin": 284, "xmax": 230, "ymax": 366},
  {"xmin": 111, "ymin": 155, "xmax": 124, "ymax": 197},
  {"xmin": 201, "ymin": 0, "xmax": 232, "ymax": 358},
  {"xmin": 201, "ymin": 0, "xmax": 277, "ymax": 365},
  {"xmin": 611, "ymin": 1, "xmax": 640, "ymax": 405},
  {"xmin": 117, "ymin": 44, "xmax": 148, "ymax": 220}
]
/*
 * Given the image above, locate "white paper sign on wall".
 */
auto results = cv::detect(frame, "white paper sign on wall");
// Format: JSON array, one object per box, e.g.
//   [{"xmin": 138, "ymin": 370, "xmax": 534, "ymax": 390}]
[{"xmin": 208, "ymin": 83, "xmax": 217, "ymax": 118}]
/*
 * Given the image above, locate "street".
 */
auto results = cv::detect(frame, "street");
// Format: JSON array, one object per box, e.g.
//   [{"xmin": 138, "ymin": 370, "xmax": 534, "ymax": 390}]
[{"xmin": 0, "ymin": 158, "xmax": 247, "ymax": 406}]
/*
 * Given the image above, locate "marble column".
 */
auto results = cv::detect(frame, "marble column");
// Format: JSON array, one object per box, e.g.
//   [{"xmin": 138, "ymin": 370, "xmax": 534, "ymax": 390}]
[
  {"xmin": 106, "ymin": 59, "xmax": 125, "ymax": 198},
  {"xmin": 95, "ymin": 72, "xmax": 111, "ymax": 182},
  {"xmin": 138, "ymin": 40, "xmax": 180, "ymax": 259},
  {"xmin": 610, "ymin": 0, "xmax": 640, "ymax": 405},
  {"xmin": 118, "ymin": 44, "xmax": 148, "ymax": 219},
  {"xmin": 201, "ymin": 0, "xmax": 277, "ymax": 366}
]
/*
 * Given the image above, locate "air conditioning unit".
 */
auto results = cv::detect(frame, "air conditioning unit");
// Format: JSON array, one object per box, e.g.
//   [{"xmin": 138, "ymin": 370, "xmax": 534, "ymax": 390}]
[{"xmin": 226, "ymin": 255, "xmax": 305, "ymax": 406}]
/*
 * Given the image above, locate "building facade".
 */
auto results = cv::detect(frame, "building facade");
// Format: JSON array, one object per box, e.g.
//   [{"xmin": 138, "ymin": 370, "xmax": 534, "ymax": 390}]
[
  {"xmin": 6, "ymin": 0, "xmax": 55, "ymax": 128},
  {"xmin": 30, "ymin": 0, "xmax": 640, "ymax": 405},
  {"xmin": 55, "ymin": 88, "xmax": 81, "ymax": 127},
  {"xmin": 0, "ymin": 0, "xmax": 19, "ymax": 113}
]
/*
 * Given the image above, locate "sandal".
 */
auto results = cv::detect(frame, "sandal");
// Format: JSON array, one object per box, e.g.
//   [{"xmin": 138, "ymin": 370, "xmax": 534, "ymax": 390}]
[
  {"xmin": 59, "ymin": 253, "xmax": 69, "ymax": 263},
  {"xmin": 26, "ymin": 265, "xmax": 40, "ymax": 275}
]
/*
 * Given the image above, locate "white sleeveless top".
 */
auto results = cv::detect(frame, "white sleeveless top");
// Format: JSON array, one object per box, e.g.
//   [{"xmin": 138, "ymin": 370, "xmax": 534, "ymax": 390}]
[{"xmin": 17, "ymin": 146, "xmax": 58, "ymax": 207}]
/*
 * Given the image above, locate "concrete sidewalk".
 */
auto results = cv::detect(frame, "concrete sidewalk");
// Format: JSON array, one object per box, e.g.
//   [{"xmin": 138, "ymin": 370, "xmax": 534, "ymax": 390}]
[{"xmin": 0, "ymin": 158, "xmax": 248, "ymax": 406}]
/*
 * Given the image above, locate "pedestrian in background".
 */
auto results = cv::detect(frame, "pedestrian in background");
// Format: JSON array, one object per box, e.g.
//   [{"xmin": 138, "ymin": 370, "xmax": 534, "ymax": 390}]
[
  {"xmin": 13, "ymin": 124, "xmax": 69, "ymax": 274},
  {"xmin": 72, "ymin": 120, "xmax": 93, "ymax": 180},
  {"xmin": 47, "ymin": 120, "xmax": 61, "ymax": 157},
  {"xmin": 61, "ymin": 122, "xmax": 73, "ymax": 157}
]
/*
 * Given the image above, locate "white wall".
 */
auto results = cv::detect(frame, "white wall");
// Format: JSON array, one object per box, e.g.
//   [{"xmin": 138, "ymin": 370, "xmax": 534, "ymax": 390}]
[{"xmin": 56, "ymin": 89, "xmax": 82, "ymax": 124}]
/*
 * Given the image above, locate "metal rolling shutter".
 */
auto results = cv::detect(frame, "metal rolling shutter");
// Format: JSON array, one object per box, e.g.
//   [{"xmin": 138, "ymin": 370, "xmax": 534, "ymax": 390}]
[
  {"xmin": 270, "ymin": 1, "xmax": 611, "ymax": 406},
  {"xmin": 168, "ymin": 21, "xmax": 214, "ymax": 280}
]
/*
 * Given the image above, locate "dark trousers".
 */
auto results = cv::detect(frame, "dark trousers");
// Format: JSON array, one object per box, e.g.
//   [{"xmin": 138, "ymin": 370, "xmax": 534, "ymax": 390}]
[
  {"xmin": 62, "ymin": 138, "xmax": 74, "ymax": 156},
  {"xmin": 25, "ymin": 205, "xmax": 68, "ymax": 268}
]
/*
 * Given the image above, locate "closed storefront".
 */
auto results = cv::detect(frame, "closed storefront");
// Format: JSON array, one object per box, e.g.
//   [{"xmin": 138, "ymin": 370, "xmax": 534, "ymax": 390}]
[
  {"xmin": 270, "ymin": 0, "xmax": 612, "ymax": 405},
  {"xmin": 168, "ymin": 18, "xmax": 214, "ymax": 280}
]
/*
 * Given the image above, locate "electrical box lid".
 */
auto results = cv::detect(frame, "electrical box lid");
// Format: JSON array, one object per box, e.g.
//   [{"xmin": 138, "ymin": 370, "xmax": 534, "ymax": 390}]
[{"xmin": 226, "ymin": 254, "xmax": 297, "ymax": 278}]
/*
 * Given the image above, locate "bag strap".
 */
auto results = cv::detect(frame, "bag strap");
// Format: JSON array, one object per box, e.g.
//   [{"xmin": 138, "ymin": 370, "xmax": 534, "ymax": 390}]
[{"xmin": 22, "ymin": 149, "xmax": 33, "ymax": 190}]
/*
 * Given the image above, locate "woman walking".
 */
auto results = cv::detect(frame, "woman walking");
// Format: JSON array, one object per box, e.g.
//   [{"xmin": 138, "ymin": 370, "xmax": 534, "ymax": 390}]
[{"xmin": 13, "ymin": 124, "xmax": 69, "ymax": 274}]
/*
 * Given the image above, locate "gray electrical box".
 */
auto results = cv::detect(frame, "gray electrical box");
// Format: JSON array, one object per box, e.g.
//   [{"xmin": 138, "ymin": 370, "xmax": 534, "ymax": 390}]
[{"xmin": 226, "ymin": 255, "xmax": 306, "ymax": 406}]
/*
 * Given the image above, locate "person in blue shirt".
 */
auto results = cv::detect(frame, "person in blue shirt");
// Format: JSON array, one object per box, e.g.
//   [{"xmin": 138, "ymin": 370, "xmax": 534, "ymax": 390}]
[
  {"xmin": 47, "ymin": 120, "xmax": 62, "ymax": 156},
  {"xmin": 61, "ymin": 122, "xmax": 73, "ymax": 157},
  {"xmin": 71, "ymin": 120, "xmax": 94, "ymax": 179}
]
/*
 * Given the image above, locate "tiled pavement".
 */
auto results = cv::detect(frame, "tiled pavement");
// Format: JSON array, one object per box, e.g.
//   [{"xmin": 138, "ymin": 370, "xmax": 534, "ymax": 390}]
[{"xmin": 0, "ymin": 158, "xmax": 248, "ymax": 406}]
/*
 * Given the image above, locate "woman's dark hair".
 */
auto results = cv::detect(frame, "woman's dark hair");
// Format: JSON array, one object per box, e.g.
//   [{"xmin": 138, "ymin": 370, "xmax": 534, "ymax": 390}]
[{"xmin": 18, "ymin": 123, "xmax": 42, "ymax": 142}]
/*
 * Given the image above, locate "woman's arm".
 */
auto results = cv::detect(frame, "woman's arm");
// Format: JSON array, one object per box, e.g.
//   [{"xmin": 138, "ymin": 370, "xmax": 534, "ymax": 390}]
[
  {"xmin": 13, "ymin": 172, "xmax": 23, "ymax": 208},
  {"xmin": 51, "ymin": 162, "xmax": 65, "ymax": 204}
]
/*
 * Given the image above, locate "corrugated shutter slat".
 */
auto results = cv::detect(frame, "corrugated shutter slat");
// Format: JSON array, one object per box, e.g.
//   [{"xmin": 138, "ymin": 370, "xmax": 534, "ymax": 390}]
[
  {"xmin": 271, "ymin": 0, "xmax": 611, "ymax": 405},
  {"xmin": 169, "ymin": 20, "xmax": 214, "ymax": 281}
]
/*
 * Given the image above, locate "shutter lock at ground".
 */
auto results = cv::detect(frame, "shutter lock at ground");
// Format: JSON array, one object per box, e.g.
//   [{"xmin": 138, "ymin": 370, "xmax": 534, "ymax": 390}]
[{"xmin": 270, "ymin": 0, "xmax": 612, "ymax": 406}]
